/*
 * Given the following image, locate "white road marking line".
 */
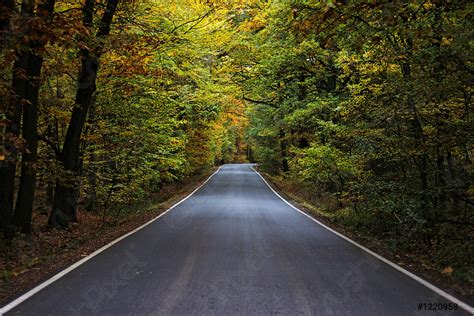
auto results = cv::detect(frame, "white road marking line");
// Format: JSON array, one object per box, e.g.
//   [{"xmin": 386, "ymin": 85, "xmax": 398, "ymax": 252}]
[
  {"xmin": 0, "ymin": 167, "xmax": 221, "ymax": 315},
  {"xmin": 251, "ymin": 166, "xmax": 474, "ymax": 314}
]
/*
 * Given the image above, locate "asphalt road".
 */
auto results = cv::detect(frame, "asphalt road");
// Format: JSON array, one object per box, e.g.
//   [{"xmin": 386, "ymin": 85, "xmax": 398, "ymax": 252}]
[{"xmin": 3, "ymin": 164, "xmax": 472, "ymax": 315}]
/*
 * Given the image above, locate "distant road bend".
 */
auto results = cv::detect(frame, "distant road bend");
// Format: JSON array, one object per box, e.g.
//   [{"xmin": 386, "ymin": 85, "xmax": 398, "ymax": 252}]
[{"xmin": 2, "ymin": 164, "xmax": 473, "ymax": 315}]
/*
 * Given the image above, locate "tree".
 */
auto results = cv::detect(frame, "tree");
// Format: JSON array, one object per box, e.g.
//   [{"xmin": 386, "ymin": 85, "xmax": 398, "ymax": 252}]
[
  {"xmin": 14, "ymin": 0, "xmax": 56, "ymax": 234},
  {"xmin": 1, "ymin": 0, "xmax": 56, "ymax": 237},
  {"xmin": 49, "ymin": 0, "xmax": 120, "ymax": 227},
  {"xmin": 0, "ymin": 0, "xmax": 17, "ymax": 239}
]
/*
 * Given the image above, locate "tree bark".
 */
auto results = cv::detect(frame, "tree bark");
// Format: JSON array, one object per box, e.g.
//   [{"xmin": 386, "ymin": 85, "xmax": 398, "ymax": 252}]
[
  {"xmin": 14, "ymin": 53, "xmax": 40, "ymax": 233},
  {"xmin": 49, "ymin": 0, "xmax": 119, "ymax": 227},
  {"xmin": 400, "ymin": 51, "xmax": 430, "ymax": 217},
  {"xmin": 83, "ymin": 95, "xmax": 97, "ymax": 212},
  {"xmin": 279, "ymin": 128, "xmax": 289, "ymax": 172},
  {"xmin": 0, "ymin": 1, "xmax": 28, "ymax": 239},
  {"xmin": 14, "ymin": 0, "xmax": 56, "ymax": 234}
]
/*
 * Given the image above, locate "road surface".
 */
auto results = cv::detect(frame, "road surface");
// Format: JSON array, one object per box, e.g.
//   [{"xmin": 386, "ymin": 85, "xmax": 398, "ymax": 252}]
[{"xmin": 3, "ymin": 164, "xmax": 472, "ymax": 315}]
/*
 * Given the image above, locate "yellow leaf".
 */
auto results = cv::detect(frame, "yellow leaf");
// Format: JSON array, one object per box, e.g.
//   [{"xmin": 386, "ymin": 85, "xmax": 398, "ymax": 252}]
[{"xmin": 441, "ymin": 266, "xmax": 453, "ymax": 276}]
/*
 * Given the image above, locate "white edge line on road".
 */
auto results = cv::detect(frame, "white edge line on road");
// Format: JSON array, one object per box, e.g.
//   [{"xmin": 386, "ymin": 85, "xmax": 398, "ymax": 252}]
[
  {"xmin": 251, "ymin": 166, "xmax": 474, "ymax": 314},
  {"xmin": 0, "ymin": 167, "xmax": 221, "ymax": 315}
]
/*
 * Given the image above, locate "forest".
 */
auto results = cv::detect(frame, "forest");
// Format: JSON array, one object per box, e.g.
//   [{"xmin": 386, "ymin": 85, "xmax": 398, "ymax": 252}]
[{"xmin": 0, "ymin": 0, "xmax": 473, "ymax": 301}]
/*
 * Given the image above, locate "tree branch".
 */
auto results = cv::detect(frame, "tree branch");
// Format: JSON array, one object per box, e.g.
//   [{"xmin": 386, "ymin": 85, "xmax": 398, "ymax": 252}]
[
  {"xmin": 38, "ymin": 134, "xmax": 62, "ymax": 159},
  {"xmin": 171, "ymin": 9, "xmax": 214, "ymax": 34},
  {"xmin": 242, "ymin": 95, "xmax": 278, "ymax": 108}
]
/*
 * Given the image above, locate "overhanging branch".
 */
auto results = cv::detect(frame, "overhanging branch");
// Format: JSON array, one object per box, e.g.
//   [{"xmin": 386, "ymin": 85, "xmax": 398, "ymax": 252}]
[{"xmin": 242, "ymin": 95, "xmax": 278, "ymax": 108}]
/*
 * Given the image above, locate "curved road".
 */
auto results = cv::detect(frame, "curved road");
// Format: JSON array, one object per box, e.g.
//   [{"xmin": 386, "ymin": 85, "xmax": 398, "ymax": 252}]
[{"xmin": 3, "ymin": 164, "xmax": 472, "ymax": 315}]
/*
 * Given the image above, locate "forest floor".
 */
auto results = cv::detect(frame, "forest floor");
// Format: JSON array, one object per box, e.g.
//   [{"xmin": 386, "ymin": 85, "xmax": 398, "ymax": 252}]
[
  {"xmin": 257, "ymin": 170, "xmax": 474, "ymax": 303},
  {"xmin": 0, "ymin": 167, "xmax": 217, "ymax": 306}
]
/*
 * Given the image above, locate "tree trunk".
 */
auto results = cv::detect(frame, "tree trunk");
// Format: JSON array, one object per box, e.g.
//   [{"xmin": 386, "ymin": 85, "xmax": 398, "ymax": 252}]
[
  {"xmin": 0, "ymin": 34, "xmax": 28, "ymax": 239},
  {"xmin": 49, "ymin": 0, "xmax": 119, "ymax": 227},
  {"xmin": 50, "ymin": 54, "xmax": 98, "ymax": 227},
  {"xmin": 279, "ymin": 128, "xmax": 289, "ymax": 172},
  {"xmin": 14, "ymin": 0, "xmax": 56, "ymax": 234},
  {"xmin": 0, "ymin": 0, "xmax": 15, "ymax": 239},
  {"xmin": 401, "ymin": 58, "xmax": 430, "ymax": 213},
  {"xmin": 84, "ymin": 96, "xmax": 97, "ymax": 212},
  {"xmin": 14, "ymin": 53, "xmax": 41, "ymax": 234}
]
